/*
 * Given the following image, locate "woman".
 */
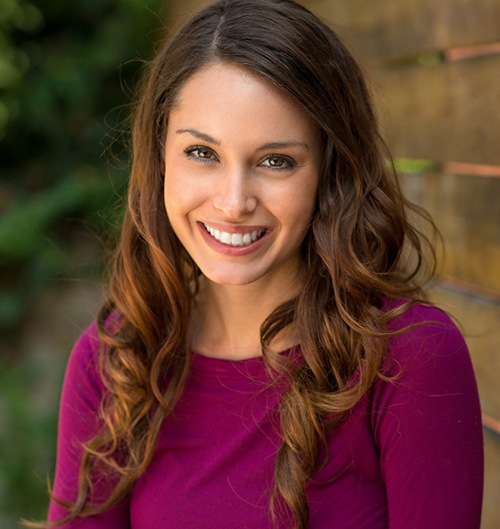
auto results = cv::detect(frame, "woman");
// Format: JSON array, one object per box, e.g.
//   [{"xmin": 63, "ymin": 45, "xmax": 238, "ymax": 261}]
[{"xmin": 42, "ymin": 0, "xmax": 483, "ymax": 527}]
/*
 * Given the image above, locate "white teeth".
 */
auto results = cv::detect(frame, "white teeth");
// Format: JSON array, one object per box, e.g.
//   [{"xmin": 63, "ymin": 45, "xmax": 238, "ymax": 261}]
[
  {"xmin": 204, "ymin": 224, "xmax": 265, "ymax": 247},
  {"xmin": 231, "ymin": 233, "xmax": 243, "ymax": 246}
]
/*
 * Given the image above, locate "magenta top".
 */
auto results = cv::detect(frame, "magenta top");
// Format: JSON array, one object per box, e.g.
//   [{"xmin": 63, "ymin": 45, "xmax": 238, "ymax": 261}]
[{"xmin": 48, "ymin": 303, "xmax": 483, "ymax": 528}]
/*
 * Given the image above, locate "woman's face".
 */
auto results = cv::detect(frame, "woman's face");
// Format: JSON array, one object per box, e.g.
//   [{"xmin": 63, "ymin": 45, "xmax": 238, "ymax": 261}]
[{"xmin": 163, "ymin": 62, "xmax": 323, "ymax": 289}]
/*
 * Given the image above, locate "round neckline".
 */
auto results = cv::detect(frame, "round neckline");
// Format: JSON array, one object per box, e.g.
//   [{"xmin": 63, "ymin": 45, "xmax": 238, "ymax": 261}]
[{"xmin": 190, "ymin": 346, "xmax": 300, "ymax": 378}]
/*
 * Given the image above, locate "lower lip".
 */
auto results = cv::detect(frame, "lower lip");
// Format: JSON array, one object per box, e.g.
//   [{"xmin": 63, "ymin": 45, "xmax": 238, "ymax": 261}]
[{"xmin": 197, "ymin": 222, "xmax": 272, "ymax": 256}]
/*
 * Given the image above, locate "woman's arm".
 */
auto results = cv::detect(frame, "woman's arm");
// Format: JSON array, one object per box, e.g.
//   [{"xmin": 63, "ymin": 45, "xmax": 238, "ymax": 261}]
[
  {"xmin": 48, "ymin": 323, "xmax": 130, "ymax": 528},
  {"xmin": 373, "ymin": 305, "xmax": 483, "ymax": 529}
]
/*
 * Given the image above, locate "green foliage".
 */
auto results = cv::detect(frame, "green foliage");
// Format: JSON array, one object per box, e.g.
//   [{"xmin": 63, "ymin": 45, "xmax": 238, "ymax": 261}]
[
  {"xmin": 0, "ymin": 0, "xmax": 43, "ymax": 138},
  {"xmin": 394, "ymin": 157, "xmax": 436, "ymax": 175},
  {"xmin": 0, "ymin": 0, "xmax": 163, "ymax": 523},
  {"xmin": 0, "ymin": 0, "xmax": 163, "ymax": 333},
  {"xmin": 0, "ymin": 358, "xmax": 64, "ymax": 524}
]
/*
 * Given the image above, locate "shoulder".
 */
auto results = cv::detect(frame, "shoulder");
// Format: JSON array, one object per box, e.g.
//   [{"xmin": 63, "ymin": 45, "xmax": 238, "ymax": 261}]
[
  {"xmin": 370, "ymin": 300, "xmax": 480, "ymax": 421},
  {"xmin": 65, "ymin": 310, "xmax": 122, "ymax": 389},
  {"xmin": 71, "ymin": 320, "xmax": 102, "ymax": 360},
  {"xmin": 371, "ymin": 299, "xmax": 481, "ymax": 446},
  {"xmin": 383, "ymin": 301, "xmax": 470, "ymax": 380},
  {"xmin": 370, "ymin": 301, "xmax": 481, "ymax": 439},
  {"xmin": 386, "ymin": 299, "xmax": 458, "ymax": 333},
  {"xmin": 61, "ymin": 321, "xmax": 106, "ymax": 409},
  {"xmin": 67, "ymin": 321, "xmax": 101, "ymax": 373}
]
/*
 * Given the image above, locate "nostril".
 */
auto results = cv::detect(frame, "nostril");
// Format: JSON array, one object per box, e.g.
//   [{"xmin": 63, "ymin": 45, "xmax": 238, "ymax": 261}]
[{"xmin": 212, "ymin": 193, "xmax": 257, "ymax": 216}]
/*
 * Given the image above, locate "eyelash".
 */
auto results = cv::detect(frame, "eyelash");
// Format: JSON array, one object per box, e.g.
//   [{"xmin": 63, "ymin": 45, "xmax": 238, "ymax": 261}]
[
  {"xmin": 260, "ymin": 154, "xmax": 296, "ymax": 171},
  {"xmin": 183, "ymin": 146, "xmax": 296, "ymax": 171},
  {"xmin": 184, "ymin": 145, "xmax": 218, "ymax": 162}
]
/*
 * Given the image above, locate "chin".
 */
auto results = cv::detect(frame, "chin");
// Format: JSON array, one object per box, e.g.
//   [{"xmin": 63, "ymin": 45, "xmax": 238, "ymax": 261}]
[{"xmin": 202, "ymin": 273, "xmax": 262, "ymax": 287}]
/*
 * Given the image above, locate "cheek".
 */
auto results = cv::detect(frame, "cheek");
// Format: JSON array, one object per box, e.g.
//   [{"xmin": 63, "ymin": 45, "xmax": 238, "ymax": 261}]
[
  {"xmin": 163, "ymin": 175, "xmax": 186, "ymax": 229},
  {"xmin": 163, "ymin": 172, "xmax": 211, "ymax": 231},
  {"xmin": 285, "ymin": 180, "xmax": 319, "ymax": 220},
  {"xmin": 164, "ymin": 164, "xmax": 190, "ymax": 207},
  {"xmin": 163, "ymin": 178, "xmax": 175, "ymax": 217}
]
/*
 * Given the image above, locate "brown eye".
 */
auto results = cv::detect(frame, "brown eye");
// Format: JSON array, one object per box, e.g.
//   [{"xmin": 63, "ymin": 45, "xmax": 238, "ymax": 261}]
[
  {"xmin": 261, "ymin": 154, "xmax": 296, "ymax": 170},
  {"xmin": 196, "ymin": 148, "xmax": 212, "ymax": 158},
  {"xmin": 184, "ymin": 146, "xmax": 218, "ymax": 162}
]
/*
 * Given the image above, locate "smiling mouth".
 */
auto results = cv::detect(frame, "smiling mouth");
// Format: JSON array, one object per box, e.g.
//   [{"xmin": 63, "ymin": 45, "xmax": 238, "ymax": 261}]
[{"xmin": 203, "ymin": 223, "xmax": 267, "ymax": 247}]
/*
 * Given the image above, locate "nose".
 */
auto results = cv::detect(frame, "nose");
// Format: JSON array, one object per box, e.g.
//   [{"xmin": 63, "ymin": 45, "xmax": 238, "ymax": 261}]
[{"xmin": 212, "ymin": 168, "xmax": 257, "ymax": 218}]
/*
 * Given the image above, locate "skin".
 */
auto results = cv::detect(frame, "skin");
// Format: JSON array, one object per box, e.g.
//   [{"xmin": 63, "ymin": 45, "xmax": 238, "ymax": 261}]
[{"xmin": 164, "ymin": 62, "xmax": 323, "ymax": 359}]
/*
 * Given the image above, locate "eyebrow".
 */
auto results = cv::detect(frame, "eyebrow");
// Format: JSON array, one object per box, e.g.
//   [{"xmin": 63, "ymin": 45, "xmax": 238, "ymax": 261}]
[
  {"xmin": 256, "ymin": 141, "xmax": 310, "ymax": 151},
  {"xmin": 176, "ymin": 129, "xmax": 220, "ymax": 145},
  {"xmin": 176, "ymin": 129, "xmax": 310, "ymax": 151}
]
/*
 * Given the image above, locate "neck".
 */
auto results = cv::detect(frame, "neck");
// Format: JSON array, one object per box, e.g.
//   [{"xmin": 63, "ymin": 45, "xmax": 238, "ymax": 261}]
[{"xmin": 191, "ymin": 275, "xmax": 302, "ymax": 360}]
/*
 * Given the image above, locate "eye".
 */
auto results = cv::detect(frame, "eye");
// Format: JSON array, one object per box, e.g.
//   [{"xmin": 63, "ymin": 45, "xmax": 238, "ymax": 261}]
[
  {"xmin": 184, "ymin": 145, "xmax": 218, "ymax": 162},
  {"xmin": 260, "ymin": 154, "xmax": 296, "ymax": 171}
]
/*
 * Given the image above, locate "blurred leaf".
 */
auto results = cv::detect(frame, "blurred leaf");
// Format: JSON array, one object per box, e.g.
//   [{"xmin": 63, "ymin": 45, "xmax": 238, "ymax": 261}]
[
  {"xmin": 0, "ymin": 0, "xmax": 164, "ymax": 522},
  {"xmin": 394, "ymin": 157, "xmax": 437, "ymax": 175},
  {"xmin": 0, "ymin": 169, "xmax": 123, "ymax": 262}
]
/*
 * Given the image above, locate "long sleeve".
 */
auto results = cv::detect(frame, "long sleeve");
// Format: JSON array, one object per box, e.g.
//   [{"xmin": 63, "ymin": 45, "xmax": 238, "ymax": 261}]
[
  {"xmin": 372, "ymin": 305, "xmax": 483, "ymax": 529},
  {"xmin": 48, "ymin": 323, "xmax": 130, "ymax": 528}
]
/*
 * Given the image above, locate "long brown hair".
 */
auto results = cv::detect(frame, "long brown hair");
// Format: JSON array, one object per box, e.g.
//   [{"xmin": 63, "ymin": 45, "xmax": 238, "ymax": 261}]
[{"xmin": 44, "ymin": 0, "xmax": 437, "ymax": 527}]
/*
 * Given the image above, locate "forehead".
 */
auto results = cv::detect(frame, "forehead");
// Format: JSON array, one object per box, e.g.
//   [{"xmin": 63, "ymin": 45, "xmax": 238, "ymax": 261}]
[{"xmin": 169, "ymin": 62, "xmax": 322, "ymax": 146}]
